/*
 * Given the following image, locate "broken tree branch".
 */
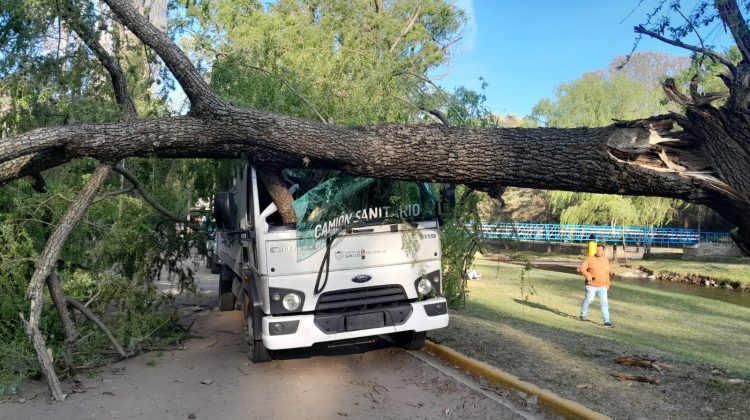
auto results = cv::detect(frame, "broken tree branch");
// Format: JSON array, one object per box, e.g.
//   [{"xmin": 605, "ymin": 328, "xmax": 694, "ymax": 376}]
[
  {"xmin": 46, "ymin": 272, "xmax": 78, "ymax": 372},
  {"xmin": 258, "ymin": 171, "xmax": 298, "ymax": 224},
  {"xmin": 101, "ymin": 0, "xmax": 222, "ymax": 111},
  {"xmin": 22, "ymin": 163, "xmax": 113, "ymax": 402},
  {"xmin": 93, "ymin": 185, "xmax": 136, "ymax": 203},
  {"xmin": 65, "ymin": 296, "xmax": 129, "ymax": 359}
]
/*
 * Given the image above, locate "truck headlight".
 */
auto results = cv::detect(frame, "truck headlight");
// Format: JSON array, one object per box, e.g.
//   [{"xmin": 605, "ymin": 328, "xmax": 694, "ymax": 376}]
[
  {"xmin": 282, "ymin": 293, "xmax": 302, "ymax": 311},
  {"xmin": 417, "ymin": 278, "xmax": 433, "ymax": 295}
]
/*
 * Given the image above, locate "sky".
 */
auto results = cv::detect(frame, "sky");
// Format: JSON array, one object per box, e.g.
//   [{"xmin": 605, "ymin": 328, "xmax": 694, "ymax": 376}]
[{"xmin": 436, "ymin": 0, "xmax": 736, "ymax": 117}]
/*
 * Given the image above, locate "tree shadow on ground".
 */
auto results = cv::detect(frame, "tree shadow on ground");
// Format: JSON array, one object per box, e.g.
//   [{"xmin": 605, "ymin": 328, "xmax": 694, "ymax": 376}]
[{"xmin": 512, "ymin": 298, "xmax": 592, "ymax": 322}]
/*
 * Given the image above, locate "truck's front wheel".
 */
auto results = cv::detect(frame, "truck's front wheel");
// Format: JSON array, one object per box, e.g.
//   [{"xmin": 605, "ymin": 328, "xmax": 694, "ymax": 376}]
[
  {"xmin": 210, "ymin": 258, "xmax": 221, "ymax": 274},
  {"xmin": 243, "ymin": 293, "xmax": 272, "ymax": 363},
  {"xmin": 393, "ymin": 330, "xmax": 427, "ymax": 350}
]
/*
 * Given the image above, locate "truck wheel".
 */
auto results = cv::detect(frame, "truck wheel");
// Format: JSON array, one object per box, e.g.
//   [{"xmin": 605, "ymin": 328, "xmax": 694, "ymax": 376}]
[
  {"xmin": 204, "ymin": 255, "xmax": 212, "ymax": 269},
  {"xmin": 218, "ymin": 265, "xmax": 236, "ymax": 311},
  {"xmin": 210, "ymin": 258, "xmax": 221, "ymax": 274},
  {"xmin": 243, "ymin": 294, "xmax": 272, "ymax": 363},
  {"xmin": 393, "ymin": 330, "xmax": 426, "ymax": 350}
]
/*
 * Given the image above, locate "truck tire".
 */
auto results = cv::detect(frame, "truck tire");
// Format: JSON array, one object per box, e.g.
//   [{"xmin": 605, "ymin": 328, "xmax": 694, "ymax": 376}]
[
  {"xmin": 393, "ymin": 330, "xmax": 426, "ymax": 350},
  {"xmin": 243, "ymin": 292, "xmax": 272, "ymax": 363},
  {"xmin": 218, "ymin": 265, "xmax": 236, "ymax": 311},
  {"xmin": 204, "ymin": 255, "xmax": 212, "ymax": 269},
  {"xmin": 210, "ymin": 259, "xmax": 221, "ymax": 274}
]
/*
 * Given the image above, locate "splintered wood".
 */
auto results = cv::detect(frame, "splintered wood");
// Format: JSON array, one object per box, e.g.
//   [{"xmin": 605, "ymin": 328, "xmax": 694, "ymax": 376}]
[
  {"xmin": 615, "ymin": 355, "xmax": 672, "ymax": 371},
  {"xmin": 610, "ymin": 355, "xmax": 672, "ymax": 384}
]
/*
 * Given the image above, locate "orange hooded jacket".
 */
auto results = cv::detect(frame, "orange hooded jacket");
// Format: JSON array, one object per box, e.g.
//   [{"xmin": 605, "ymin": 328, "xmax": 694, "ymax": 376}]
[{"xmin": 579, "ymin": 255, "xmax": 611, "ymax": 288}]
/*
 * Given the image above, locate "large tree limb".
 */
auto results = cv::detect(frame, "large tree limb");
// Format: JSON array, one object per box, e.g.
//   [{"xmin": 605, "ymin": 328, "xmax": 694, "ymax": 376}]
[
  {"xmin": 0, "ymin": 114, "xmax": 728, "ymax": 202},
  {"xmin": 22, "ymin": 163, "xmax": 113, "ymax": 402},
  {"xmin": 3, "ymin": 113, "xmax": 742, "ymax": 198},
  {"xmin": 60, "ymin": 0, "xmax": 137, "ymax": 120},
  {"xmin": 715, "ymin": 0, "xmax": 750, "ymax": 63},
  {"xmin": 101, "ymin": 0, "xmax": 222, "ymax": 111},
  {"xmin": 18, "ymin": 4, "xmax": 142, "ymax": 391}
]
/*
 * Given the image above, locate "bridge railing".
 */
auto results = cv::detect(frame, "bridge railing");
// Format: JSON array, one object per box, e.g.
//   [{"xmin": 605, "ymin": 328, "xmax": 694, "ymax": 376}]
[{"xmin": 476, "ymin": 222, "xmax": 731, "ymax": 246}]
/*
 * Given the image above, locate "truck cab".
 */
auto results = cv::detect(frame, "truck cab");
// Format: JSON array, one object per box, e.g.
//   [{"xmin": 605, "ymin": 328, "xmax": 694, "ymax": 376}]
[{"xmin": 213, "ymin": 164, "xmax": 448, "ymax": 362}]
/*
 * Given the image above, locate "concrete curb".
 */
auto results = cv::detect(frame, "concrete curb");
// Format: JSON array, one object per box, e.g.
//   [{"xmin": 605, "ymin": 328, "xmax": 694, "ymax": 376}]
[{"xmin": 423, "ymin": 340, "xmax": 611, "ymax": 420}]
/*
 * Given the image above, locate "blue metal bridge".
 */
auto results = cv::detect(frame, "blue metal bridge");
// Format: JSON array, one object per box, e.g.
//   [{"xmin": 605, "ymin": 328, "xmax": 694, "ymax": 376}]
[{"xmin": 477, "ymin": 222, "xmax": 732, "ymax": 246}]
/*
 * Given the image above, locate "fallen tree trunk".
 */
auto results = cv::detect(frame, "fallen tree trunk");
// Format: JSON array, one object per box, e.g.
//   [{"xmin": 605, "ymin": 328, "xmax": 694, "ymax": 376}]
[
  {"xmin": 2, "ymin": 110, "xmax": 748, "ymax": 251},
  {"xmin": 3, "ymin": 0, "xmax": 750, "ymax": 253}
]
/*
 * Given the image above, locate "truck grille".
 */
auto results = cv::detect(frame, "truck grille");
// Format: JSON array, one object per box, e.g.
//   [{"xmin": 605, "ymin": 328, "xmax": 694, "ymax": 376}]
[{"xmin": 315, "ymin": 285, "xmax": 408, "ymax": 312}]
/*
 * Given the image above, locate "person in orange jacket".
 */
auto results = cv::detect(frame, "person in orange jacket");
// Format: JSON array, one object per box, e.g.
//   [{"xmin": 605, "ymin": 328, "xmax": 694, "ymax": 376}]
[{"xmin": 578, "ymin": 244, "xmax": 614, "ymax": 327}]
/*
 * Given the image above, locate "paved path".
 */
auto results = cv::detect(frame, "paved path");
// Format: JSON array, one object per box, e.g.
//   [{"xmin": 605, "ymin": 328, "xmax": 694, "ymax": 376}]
[{"xmin": 2, "ymin": 262, "xmax": 540, "ymax": 420}]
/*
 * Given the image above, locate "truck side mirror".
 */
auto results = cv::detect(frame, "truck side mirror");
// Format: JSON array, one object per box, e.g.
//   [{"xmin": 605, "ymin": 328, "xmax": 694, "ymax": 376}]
[{"xmin": 214, "ymin": 192, "xmax": 238, "ymax": 230}]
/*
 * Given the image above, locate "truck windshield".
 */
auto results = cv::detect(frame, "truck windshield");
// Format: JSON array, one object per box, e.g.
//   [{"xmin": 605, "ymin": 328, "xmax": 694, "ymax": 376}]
[{"xmin": 291, "ymin": 174, "xmax": 437, "ymax": 261}]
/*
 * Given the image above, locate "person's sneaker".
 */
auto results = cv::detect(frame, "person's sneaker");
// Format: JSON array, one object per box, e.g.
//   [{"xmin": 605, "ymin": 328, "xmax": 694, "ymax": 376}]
[
  {"xmin": 578, "ymin": 315, "xmax": 586, "ymax": 321},
  {"xmin": 603, "ymin": 322, "xmax": 614, "ymax": 328}
]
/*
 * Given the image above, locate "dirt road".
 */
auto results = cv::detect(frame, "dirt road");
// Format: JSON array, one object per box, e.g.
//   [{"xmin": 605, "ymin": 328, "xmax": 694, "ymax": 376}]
[{"xmin": 2, "ymin": 264, "xmax": 540, "ymax": 420}]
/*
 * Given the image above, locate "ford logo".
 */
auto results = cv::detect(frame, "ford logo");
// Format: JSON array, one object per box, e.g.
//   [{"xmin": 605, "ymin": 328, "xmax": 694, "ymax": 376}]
[{"xmin": 352, "ymin": 275, "xmax": 372, "ymax": 283}]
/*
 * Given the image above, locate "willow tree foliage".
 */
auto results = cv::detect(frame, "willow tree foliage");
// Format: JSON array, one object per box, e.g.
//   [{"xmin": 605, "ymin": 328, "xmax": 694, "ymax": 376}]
[
  {"xmin": 530, "ymin": 53, "xmax": 691, "ymax": 228},
  {"xmin": 177, "ymin": 0, "xmax": 466, "ymax": 125}
]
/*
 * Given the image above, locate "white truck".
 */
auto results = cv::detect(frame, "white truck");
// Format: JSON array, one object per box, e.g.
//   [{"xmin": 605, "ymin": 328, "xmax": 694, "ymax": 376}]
[{"xmin": 213, "ymin": 164, "xmax": 448, "ymax": 362}]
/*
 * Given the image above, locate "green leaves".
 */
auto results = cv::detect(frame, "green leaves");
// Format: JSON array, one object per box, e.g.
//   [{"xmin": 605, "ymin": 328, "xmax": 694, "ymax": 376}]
[{"xmin": 182, "ymin": 0, "xmax": 465, "ymax": 125}]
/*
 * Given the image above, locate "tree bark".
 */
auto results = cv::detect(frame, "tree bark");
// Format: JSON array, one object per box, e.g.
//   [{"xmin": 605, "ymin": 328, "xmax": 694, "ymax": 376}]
[
  {"xmin": 258, "ymin": 171, "xmax": 298, "ymax": 224},
  {"xmin": 46, "ymin": 272, "xmax": 78, "ymax": 372},
  {"xmin": 2, "ymin": 108, "xmax": 749, "ymax": 248},
  {"xmin": 22, "ymin": 163, "xmax": 112, "ymax": 402}
]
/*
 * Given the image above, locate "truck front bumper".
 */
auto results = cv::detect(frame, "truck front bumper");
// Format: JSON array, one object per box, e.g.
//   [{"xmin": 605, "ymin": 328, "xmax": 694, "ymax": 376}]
[{"xmin": 261, "ymin": 298, "xmax": 449, "ymax": 350}]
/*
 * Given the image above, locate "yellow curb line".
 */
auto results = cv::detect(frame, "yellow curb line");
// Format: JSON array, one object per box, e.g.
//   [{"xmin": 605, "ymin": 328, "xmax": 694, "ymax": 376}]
[{"xmin": 423, "ymin": 340, "xmax": 611, "ymax": 420}]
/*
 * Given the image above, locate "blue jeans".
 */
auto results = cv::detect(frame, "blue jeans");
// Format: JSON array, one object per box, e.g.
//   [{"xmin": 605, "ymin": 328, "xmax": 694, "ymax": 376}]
[{"xmin": 580, "ymin": 285, "xmax": 610, "ymax": 323}]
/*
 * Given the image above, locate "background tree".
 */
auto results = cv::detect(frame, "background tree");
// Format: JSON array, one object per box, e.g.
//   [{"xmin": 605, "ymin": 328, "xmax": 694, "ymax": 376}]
[
  {"xmin": 529, "ymin": 52, "xmax": 692, "ymax": 230},
  {"xmin": 178, "ymin": 0, "xmax": 465, "ymax": 125}
]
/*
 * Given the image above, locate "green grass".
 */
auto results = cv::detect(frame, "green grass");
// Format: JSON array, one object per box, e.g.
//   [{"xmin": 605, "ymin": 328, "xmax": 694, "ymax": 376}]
[
  {"xmin": 629, "ymin": 259, "xmax": 750, "ymax": 286},
  {"xmin": 464, "ymin": 259, "xmax": 750, "ymax": 377}
]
